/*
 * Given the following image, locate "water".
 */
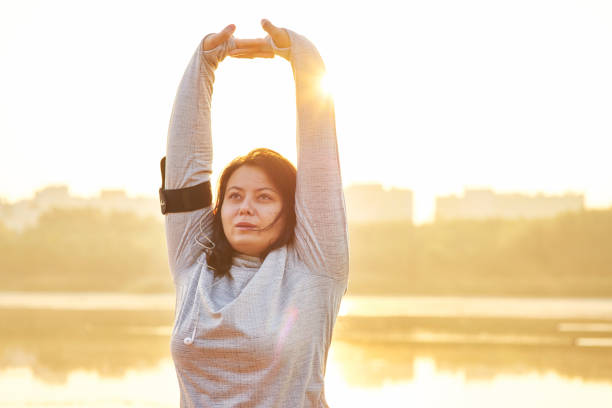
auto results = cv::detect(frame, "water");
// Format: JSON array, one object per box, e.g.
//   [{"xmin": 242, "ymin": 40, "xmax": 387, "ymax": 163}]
[
  {"xmin": 1, "ymin": 293, "xmax": 612, "ymax": 407},
  {"xmin": 3, "ymin": 352, "xmax": 612, "ymax": 408},
  {"xmin": 3, "ymin": 292, "xmax": 612, "ymax": 319}
]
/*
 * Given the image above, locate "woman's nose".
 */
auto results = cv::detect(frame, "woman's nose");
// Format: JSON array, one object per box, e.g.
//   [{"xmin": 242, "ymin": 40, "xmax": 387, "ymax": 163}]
[{"xmin": 238, "ymin": 199, "xmax": 254, "ymax": 215}]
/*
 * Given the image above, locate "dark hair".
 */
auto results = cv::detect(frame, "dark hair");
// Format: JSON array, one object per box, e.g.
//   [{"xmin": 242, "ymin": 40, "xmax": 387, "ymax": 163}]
[{"xmin": 206, "ymin": 148, "xmax": 297, "ymax": 278}]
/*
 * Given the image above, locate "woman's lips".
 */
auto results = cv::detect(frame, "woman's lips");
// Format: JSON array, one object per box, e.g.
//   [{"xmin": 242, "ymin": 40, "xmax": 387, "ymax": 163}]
[{"xmin": 235, "ymin": 222, "xmax": 257, "ymax": 230}]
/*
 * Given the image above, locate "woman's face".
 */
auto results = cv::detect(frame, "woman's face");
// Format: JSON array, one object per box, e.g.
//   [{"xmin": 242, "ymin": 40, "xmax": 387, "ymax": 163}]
[{"xmin": 221, "ymin": 165, "xmax": 286, "ymax": 257}]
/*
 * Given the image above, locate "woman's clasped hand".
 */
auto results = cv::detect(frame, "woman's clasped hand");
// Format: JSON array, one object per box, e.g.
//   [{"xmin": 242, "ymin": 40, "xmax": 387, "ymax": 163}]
[{"xmin": 202, "ymin": 19, "xmax": 291, "ymax": 58}]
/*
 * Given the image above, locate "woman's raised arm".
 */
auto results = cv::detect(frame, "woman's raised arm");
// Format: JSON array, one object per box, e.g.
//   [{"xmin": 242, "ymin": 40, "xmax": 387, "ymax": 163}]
[
  {"xmin": 164, "ymin": 25, "xmax": 235, "ymax": 285},
  {"xmin": 263, "ymin": 22, "xmax": 349, "ymax": 282}
]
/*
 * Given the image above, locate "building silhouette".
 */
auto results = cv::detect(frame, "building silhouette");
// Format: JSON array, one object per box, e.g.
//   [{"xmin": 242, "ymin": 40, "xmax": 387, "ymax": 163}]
[
  {"xmin": 0, "ymin": 185, "xmax": 160, "ymax": 231},
  {"xmin": 344, "ymin": 184, "xmax": 413, "ymax": 223},
  {"xmin": 435, "ymin": 188, "xmax": 584, "ymax": 221}
]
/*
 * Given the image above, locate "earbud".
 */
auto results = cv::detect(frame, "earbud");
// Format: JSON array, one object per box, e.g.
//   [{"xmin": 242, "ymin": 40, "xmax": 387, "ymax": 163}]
[{"xmin": 184, "ymin": 337, "xmax": 193, "ymax": 345}]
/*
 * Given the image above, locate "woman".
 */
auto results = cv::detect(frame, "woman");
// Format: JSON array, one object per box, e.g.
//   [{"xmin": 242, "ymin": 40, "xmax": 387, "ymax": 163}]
[{"xmin": 163, "ymin": 19, "xmax": 348, "ymax": 407}]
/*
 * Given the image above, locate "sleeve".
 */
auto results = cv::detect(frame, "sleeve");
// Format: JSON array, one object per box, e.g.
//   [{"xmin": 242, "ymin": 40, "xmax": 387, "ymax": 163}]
[
  {"xmin": 269, "ymin": 30, "xmax": 349, "ymax": 282},
  {"xmin": 164, "ymin": 35, "xmax": 235, "ymax": 285}
]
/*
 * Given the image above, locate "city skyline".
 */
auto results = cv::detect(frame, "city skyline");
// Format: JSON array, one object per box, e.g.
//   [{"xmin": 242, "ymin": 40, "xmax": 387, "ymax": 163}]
[
  {"xmin": 0, "ymin": 177, "xmax": 597, "ymax": 225},
  {"xmin": 0, "ymin": 183, "xmax": 594, "ymax": 228}
]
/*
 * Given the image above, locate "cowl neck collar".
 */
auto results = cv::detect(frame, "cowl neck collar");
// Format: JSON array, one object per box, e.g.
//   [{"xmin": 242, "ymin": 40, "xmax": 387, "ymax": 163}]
[{"xmin": 231, "ymin": 253, "xmax": 262, "ymax": 270}]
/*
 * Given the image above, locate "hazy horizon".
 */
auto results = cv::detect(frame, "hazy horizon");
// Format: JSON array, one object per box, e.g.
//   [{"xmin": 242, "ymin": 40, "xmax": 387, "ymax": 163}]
[{"xmin": 0, "ymin": 182, "xmax": 599, "ymax": 225}]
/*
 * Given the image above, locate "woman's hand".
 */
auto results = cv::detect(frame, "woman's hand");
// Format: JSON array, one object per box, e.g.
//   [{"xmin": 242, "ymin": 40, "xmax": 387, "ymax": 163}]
[
  {"xmin": 203, "ymin": 24, "xmax": 236, "ymax": 52},
  {"xmin": 262, "ymin": 19, "xmax": 290, "ymax": 49},
  {"xmin": 229, "ymin": 19, "xmax": 291, "ymax": 59}
]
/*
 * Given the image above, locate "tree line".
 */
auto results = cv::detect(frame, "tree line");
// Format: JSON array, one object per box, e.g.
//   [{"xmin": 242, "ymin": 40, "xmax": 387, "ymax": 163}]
[{"xmin": 1, "ymin": 207, "xmax": 610, "ymax": 296}]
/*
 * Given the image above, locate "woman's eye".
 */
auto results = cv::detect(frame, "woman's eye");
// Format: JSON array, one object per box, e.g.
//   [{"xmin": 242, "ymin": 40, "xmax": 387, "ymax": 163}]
[
  {"xmin": 259, "ymin": 194, "xmax": 272, "ymax": 201},
  {"xmin": 228, "ymin": 192, "xmax": 241, "ymax": 200}
]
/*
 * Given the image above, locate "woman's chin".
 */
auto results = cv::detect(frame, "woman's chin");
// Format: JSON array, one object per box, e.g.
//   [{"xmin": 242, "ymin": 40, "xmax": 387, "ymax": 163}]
[{"xmin": 230, "ymin": 238, "xmax": 264, "ymax": 257}]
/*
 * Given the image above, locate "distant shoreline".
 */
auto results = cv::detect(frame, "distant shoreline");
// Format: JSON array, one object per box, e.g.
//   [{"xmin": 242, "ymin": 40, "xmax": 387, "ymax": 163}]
[
  {"xmin": 2, "ymin": 208, "xmax": 611, "ymax": 298},
  {"xmin": 2, "ymin": 292, "xmax": 612, "ymax": 319}
]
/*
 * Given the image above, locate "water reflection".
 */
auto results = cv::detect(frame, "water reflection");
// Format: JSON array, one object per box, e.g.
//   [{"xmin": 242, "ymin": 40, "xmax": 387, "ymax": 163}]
[
  {"xmin": 0, "ymin": 309, "xmax": 174, "ymax": 383},
  {"xmin": 3, "ymin": 309, "xmax": 612, "ymax": 384},
  {"xmin": 324, "ymin": 353, "xmax": 612, "ymax": 408},
  {"xmin": 3, "ymin": 346, "xmax": 612, "ymax": 408},
  {"xmin": 0, "ymin": 362, "xmax": 178, "ymax": 408},
  {"xmin": 3, "ymin": 305, "xmax": 612, "ymax": 407},
  {"xmin": 333, "ymin": 315, "xmax": 612, "ymax": 384}
]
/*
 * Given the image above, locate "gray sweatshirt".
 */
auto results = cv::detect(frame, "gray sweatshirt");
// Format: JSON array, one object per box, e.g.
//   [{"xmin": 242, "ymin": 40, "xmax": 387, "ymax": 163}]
[{"xmin": 164, "ymin": 29, "xmax": 349, "ymax": 407}]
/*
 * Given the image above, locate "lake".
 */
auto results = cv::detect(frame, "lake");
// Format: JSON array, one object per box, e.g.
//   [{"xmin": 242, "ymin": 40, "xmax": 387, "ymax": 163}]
[{"xmin": 1, "ymin": 292, "xmax": 612, "ymax": 407}]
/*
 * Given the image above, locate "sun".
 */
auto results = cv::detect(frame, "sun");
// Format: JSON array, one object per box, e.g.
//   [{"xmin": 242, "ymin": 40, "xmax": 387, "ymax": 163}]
[{"xmin": 320, "ymin": 73, "xmax": 334, "ymax": 96}]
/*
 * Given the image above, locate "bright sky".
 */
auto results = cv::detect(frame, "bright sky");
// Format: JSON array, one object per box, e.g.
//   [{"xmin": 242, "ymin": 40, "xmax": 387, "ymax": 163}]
[{"xmin": 1, "ymin": 0, "xmax": 611, "ymax": 223}]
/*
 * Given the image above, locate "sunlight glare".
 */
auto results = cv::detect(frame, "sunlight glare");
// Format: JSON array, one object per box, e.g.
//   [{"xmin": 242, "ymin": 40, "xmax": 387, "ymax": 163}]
[{"xmin": 320, "ymin": 73, "xmax": 333, "ymax": 96}]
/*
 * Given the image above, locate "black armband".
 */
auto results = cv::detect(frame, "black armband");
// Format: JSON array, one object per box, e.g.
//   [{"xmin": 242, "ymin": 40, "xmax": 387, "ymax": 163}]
[{"xmin": 159, "ymin": 157, "xmax": 213, "ymax": 215}]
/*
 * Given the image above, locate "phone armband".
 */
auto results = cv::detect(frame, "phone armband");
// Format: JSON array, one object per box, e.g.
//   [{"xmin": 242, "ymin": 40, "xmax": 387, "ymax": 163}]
[{"xmin": 159, "ymin": 157, "xmax": 212, "ymax": 214}]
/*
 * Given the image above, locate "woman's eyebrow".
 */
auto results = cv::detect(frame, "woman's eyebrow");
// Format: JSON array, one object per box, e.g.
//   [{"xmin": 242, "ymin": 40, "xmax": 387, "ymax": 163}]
[{"xmin": 226, "ymin": 186, "xmax": 278, "ymax": 193}]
